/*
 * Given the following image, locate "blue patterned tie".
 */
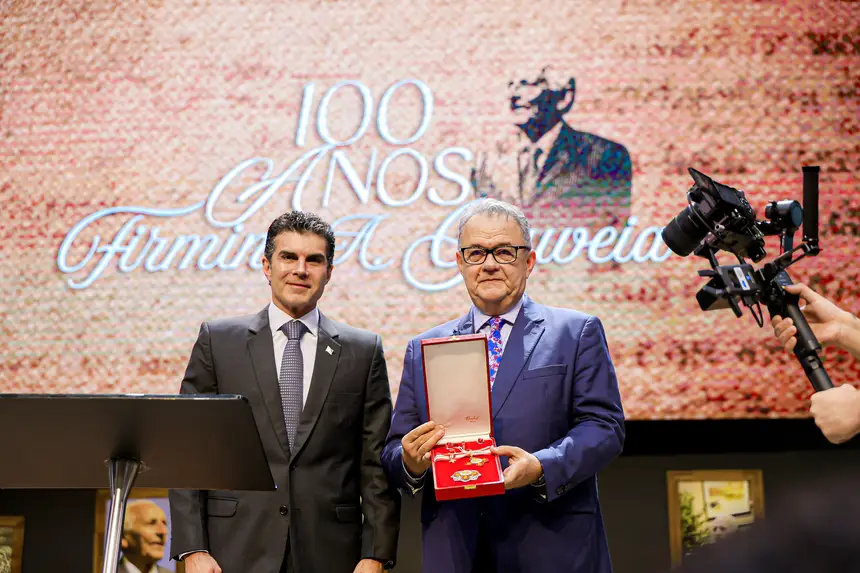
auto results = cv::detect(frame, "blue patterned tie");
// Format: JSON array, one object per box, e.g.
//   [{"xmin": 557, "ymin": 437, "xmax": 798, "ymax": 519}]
[
  {"xmin": 279, "ymin": 320, "xmax": 306, "ymax": 450},
  {"xmin": 486, "ymin": 316, "xmax": 505, "ymax": 387}
]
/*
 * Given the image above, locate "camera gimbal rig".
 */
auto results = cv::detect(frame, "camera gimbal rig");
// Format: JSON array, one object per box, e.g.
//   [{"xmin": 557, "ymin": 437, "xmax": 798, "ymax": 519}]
[{"xmin": 662, "ymin": 166, "xmax": 833, "ymax": 392}]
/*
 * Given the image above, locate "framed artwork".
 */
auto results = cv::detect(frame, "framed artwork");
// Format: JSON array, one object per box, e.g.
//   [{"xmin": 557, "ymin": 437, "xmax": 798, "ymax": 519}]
[
  {"xmin": 0, "ymin": 516, "xmax": 25, "ymax": 573},
  {"xmin": 667, "ymin": 470, "xmax": 765, "ymax": 567},
  {"xmin": 93, "ymin": 488, "xmax": 185, "ymax": 573}
]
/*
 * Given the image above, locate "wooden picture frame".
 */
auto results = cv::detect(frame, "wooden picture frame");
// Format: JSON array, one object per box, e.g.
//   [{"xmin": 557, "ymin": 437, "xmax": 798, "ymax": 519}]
[
  {"xmin": 0, "ymin": 516, "xmax": 25, "ymax": 573},
  {"xmin": 93, "ymin": 488, "xmax": 185, "ymax": 573},
  {"xmin": 667, "ymin": 470, "xmax": 765, "ymax": 568}
]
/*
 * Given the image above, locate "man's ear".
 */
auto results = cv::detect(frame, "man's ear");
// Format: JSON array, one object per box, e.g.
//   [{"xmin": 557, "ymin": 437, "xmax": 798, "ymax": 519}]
[
  {"xmin": 525, "ymin": 249, "xmax": 537, "ymax": 277},
  {"xmin": 262, "ymin": 255, "xmax": 272, "ymax": 285},
  {"xmin": 556, "ymin": 89, "xmax": 575, "ymax": 115},
  {"xmin": 456, "ymin": 250, "xmax": 467, "ymax": 278},
  {"xmin": 555, "ymin": 78, "xmax": 576, "ymax": 115}
]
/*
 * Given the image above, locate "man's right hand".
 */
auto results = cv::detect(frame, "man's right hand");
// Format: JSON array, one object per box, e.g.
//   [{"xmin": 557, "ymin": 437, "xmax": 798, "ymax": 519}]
[
  {"xmin": 771, "ymin": 283, "xmax": 853, "ymax": 352},
  {"xmin": 401, "ymin": 421, "xmax": 445, "ymax": 476},
  {"xmin": 184, "ymin": 552, "xmax": 222, "ymax": 573}
]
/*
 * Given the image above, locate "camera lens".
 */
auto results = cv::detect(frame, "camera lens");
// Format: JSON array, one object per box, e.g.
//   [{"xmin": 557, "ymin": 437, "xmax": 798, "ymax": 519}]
[{"xmin": 661, "ymin": 206, "xmax": 710, "ymax": 257}]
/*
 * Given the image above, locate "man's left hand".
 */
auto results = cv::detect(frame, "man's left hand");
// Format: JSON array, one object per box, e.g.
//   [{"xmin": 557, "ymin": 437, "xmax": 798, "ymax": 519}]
[
  {"xmin": 810, "ymin": 384, "xmax": 860, "ymax": 444},
  {"xmin": 353, "ymin": 559, "xmax": 384, "ymax": 573},
  {"xmin": 492, "ymin": 445, "xmax": 544, "ymax": 489}
]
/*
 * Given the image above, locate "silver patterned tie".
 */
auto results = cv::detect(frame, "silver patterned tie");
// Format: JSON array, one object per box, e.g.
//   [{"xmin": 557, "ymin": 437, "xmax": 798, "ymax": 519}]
[{"xmin": 279, "ymin": 320, "xmax": 306, "ymax": 450}]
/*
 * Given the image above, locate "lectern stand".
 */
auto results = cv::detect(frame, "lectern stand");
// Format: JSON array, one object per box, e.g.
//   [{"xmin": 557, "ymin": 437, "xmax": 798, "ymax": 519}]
[{"xmin": 0, "ymin": 394, "xmax": 275, "ymax": 573}]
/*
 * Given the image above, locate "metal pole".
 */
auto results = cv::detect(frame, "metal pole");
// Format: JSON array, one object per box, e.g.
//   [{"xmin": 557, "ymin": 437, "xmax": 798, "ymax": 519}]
[{"xmin": 102, "ymin": 458, "xmax": 141, "ymax": 573}]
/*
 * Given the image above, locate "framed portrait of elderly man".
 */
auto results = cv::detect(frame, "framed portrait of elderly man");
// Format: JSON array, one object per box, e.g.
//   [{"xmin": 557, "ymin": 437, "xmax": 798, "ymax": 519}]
[
  {"xmin": 0, "ymin": 516, "xmax": 24, "ymax": 573},
  {"xmin": 667, "ymin": 470, "xmax": 765, "ymax": 567},
  {"xmin": 93, "ymin": 488, "xmax": 185, "ymax": 573}
]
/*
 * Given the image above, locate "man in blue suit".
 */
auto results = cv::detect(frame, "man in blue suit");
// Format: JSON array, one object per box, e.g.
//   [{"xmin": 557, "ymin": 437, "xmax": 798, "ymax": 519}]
[{"xmin": 382, "ymin": 198, "xmax": 625, "ymax": 573}]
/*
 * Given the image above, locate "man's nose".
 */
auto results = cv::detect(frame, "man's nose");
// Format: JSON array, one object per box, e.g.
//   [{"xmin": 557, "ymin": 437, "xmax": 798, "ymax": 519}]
[
  {"xmin": 482, "ymin": 255, "xmax": 501, "ymax": 271},
  {"xmin": 294, "ymin": 259, "xmax": 309, "ymax": 275}
]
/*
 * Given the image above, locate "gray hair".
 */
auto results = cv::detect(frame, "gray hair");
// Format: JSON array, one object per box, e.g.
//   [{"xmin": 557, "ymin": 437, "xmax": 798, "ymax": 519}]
[
  {"xmin": 123, "ymin": 499, "xmax": 158, "ymax": 531},
  {"xmin": 457, "ymin": 199, "xmax": 532, "ymax": 247}
]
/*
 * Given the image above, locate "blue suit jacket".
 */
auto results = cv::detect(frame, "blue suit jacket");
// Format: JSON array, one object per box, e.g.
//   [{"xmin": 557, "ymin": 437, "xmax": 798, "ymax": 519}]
[{"xmin": 382, "ymin": 295, "xmax": 625, "ymax": 573}]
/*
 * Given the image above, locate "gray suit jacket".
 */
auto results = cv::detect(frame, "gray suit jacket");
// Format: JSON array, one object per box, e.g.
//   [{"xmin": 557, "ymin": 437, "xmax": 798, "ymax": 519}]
[{"xmin": 168, "ymin": 306, "xmax": 400, "ymax": 573}]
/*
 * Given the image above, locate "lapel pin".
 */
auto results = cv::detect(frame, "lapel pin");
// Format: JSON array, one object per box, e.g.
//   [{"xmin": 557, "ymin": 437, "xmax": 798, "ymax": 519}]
[{"xmin": 326, "ymin": 346, "xmax": 333, "ymax": 355}]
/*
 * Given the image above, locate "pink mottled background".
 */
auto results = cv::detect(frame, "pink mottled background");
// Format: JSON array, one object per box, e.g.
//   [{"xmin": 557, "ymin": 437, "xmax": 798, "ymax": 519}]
[{"xmin": 1, "ymin": 0, "xmax": 858, "ymax": 418}]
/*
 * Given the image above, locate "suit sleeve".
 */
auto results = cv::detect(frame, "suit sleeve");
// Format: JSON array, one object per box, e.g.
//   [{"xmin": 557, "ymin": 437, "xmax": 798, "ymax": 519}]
[
  {"xmin": 533, "ymin": 316, "xmax": 625, "ymax": 502},
  {"xmin": 168, "ymin": 322, "xmax": 217, "ymax": 558},
  {"xmin": 360, "ymin": 335, "xmax": 401, "ymax": 567},
  {"xmin": 381, "ymin": 339, "xmax": 425, "ymax": 494}
]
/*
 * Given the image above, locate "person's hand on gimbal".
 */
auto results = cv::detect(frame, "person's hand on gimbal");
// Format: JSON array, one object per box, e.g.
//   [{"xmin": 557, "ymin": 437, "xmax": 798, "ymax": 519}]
[
  {"xmin": 771, "ymin": 282, "xmax": 860, "ymax": 444},
  {"xmin": 770, "ymin": 283, "xmax": 860, "ymax": 360},
  {"xmin": 809, "ymin": 384, "xmax": 860, "ymax": 444}
]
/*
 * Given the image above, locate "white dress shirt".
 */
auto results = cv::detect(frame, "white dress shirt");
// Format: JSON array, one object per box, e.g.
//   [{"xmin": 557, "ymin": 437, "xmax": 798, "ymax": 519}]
[
  {"xmin": 119, "ymin": 557, "xmax": 158, "ymax": 573},
  {"xmin": 268, "ymin": 302, "xmax": 320, "ymax": 407}
]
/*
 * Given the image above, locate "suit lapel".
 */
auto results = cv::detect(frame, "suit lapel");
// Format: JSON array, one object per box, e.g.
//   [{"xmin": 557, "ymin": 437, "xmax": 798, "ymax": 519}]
[
  {"xmin": 491, "ymin": 296, "xmax": 545, "ymax": 418},
  {"xmin": 247, "ymin": 306, "xmax": 291, "ymax": 454},
  {"xmin": 291, "ymin": 312, "xmax": 341, "ymax": 461}
]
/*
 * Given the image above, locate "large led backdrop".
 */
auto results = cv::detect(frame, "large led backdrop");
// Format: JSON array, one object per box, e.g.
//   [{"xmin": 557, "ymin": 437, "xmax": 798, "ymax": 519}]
[{"xmin": 1, "ymin": 0, "xmax": 858, "ymax": 418}]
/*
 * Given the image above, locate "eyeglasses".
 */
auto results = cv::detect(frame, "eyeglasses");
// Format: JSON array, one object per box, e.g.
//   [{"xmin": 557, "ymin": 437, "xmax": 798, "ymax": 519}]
[{"xmin": 459, "ymin": 245, "xmax": 531, "ymax": 265}]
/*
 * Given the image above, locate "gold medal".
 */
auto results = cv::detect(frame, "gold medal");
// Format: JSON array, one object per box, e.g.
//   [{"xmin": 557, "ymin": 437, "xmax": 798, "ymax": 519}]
[
  {"xmin": 467, "ymin": 456, "xmax": 487, "ymax": 467},
  {"xmin": 452, "ymin": 469, "xmax": 481, "ymax": 482}
]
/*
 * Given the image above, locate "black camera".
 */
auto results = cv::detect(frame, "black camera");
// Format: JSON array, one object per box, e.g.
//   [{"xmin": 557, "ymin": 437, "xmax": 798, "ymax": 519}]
[
  {"xmin": 662, "ymin": 167, "xmax": 832, "ymax": 392},
  {"xmin": 663, "ymin": 168, "xmax": 767, "ymax": 262}
]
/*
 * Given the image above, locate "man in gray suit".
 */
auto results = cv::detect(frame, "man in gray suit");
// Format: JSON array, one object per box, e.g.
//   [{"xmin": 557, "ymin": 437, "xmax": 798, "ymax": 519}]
[{"xmin": 169, "ymin": 211, "xmax": 400, "ymax": 573}]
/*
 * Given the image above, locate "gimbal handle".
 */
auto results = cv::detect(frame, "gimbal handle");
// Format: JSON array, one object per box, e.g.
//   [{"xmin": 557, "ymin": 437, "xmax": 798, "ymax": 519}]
[{"xmin": 765, "ymin": 271, "xmax": 834, "ymax": 392}]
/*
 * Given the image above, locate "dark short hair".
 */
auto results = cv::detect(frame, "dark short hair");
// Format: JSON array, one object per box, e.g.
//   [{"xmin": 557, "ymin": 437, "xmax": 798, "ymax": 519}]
[{"xmin": 264, "ymin": 211, "xmax": 336, "ymax": 267}]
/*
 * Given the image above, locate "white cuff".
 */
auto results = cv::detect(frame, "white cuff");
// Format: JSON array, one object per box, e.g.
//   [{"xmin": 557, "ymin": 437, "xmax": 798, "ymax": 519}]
[{"xmin": 177, "ymin": 550, "xmax": 208, "ymax": 561}]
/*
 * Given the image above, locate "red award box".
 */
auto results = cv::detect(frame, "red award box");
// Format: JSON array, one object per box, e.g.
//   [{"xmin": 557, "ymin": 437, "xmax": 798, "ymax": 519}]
[{"xmin": 420, "ymin": 333, "xmax": 505, "ymax": 501}]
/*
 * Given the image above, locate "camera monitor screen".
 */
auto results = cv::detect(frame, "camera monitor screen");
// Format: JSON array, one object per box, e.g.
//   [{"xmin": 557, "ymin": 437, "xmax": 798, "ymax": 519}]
[{"xmin": 1, "ymin": 0, "xmax": 857, "ymax": 419}]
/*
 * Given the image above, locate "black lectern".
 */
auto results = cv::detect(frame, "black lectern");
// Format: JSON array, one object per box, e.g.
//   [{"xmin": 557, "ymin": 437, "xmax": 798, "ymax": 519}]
[{"xmin": 0, "ymin": 394, "xmax": 275, "ymax": 573}]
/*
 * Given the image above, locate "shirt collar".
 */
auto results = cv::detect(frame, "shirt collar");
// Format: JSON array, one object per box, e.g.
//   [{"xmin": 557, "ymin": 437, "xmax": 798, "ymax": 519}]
[
  {"xmin": 472, "ymin": 296, "xmax": 524, "ymax": 333},
  {"xmin": 119, "ymin": 557, "xmax": 157, "ymax": 573},
  {"xmin": 268, "ymin": 302, "xmax": 320, "ymax": 338}
]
